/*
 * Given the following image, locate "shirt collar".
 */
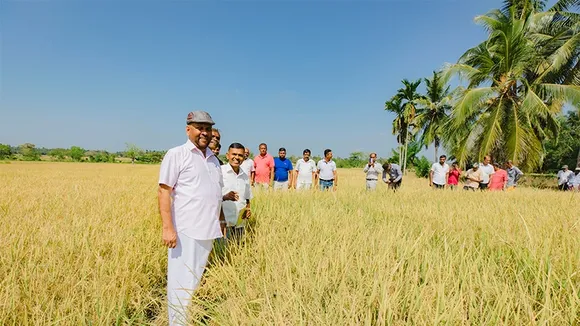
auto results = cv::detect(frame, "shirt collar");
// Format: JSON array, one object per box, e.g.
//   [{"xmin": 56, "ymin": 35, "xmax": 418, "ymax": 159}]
[
  {"xmin": 224, "ymin": 163, "xmax": 245, "ymax": 176},
  {"xmin": 184, "ymin": 139, "xmax": 214, "ymax": 158}
]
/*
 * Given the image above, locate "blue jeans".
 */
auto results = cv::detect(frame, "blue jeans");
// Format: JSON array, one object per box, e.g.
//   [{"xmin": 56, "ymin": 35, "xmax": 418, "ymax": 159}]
[{"xmin": 319, "ymin": 179, "xmax": 334, "ymax": 190}]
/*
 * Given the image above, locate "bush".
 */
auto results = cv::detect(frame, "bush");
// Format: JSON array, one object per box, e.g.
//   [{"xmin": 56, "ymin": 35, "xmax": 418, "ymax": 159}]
[{"xmin": 414, "ymin": 156, "xmax": 431, "ymax": 178}]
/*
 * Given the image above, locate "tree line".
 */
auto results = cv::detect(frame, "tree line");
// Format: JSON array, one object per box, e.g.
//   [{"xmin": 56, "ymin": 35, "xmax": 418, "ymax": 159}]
[{"xmin": 385, "ymin": 0, "xmax": 579, "ymax": 173}]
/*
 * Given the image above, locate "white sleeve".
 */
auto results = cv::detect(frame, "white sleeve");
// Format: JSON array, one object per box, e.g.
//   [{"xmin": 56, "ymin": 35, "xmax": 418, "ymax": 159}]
[{"xmin": 158, "ymin": 150, "xmax": 180, "ymax": 187}]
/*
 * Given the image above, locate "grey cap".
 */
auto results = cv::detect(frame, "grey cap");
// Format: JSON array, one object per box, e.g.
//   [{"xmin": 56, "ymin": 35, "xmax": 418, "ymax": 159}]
[
  {"xmin": 562, "ymin": 165, "xmax": 568, "ymax": 169},
  {"xmin": 575, "ymin": 167, "xmax": 580, "ymax": 171},
  {"xmin": 472, "ymin": 163, "xmax": 479, "ymax": 168},
  {"xmin": 186, "ymin": 111, "xmax": 215, "ymax": 125}
]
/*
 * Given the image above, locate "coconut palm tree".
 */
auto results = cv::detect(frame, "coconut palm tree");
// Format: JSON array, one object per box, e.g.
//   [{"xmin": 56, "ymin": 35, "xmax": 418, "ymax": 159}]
[
  {"xmin": 385, "ymin": 79, "xmax": 422, "ymax": 173},
  {"xmin": 415, "ymin": 71, "xmax": 453, "ymax": 161},
  {"xmin": 443, "ymin": 0, "xmax": 580, "ymax": 170}
]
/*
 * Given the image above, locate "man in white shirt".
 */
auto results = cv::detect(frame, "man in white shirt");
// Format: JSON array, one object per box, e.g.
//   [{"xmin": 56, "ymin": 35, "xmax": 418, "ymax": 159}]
[
  {"xmin": 158, "ymin": 111, "xmax": 226, "ymax": 326},
  {"xmin": 221, "ymin": 143, "xmax": 252, "ymax": 241},
  {"xmin": 429, "ymin": 155, "xmax": 450, "ymax": 189},
  {"xmin": 557, "ymin": 165, "xmax": 573, "ymax": 191},
  {"xmin": 294, "ymin": 149, "xmax": 317, "ymax": 190},
  {"xmin": 240, "ymin": 147, "xmax": 255, "ymax": 180},
  {"xmin": 363, "ymin": 152, "xmax": 383, "ymax": 190},
  {"xmin": 317, "ymin": 149, "xmax": 338, "ymax": 191},
  {"xmin": 478, "ymin": 155, "xmax": 495, "ymax": 190}
]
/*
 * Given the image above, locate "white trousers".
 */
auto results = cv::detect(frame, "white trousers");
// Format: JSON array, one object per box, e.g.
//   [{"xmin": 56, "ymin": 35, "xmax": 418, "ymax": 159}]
[
  {"xmin": 167, "ymin": 235, "xmax": 213, "ymax": 326},
  {"xmin": 366, "ymin": 180, "xmax": 378, "ymax": 190},
  {"xmin": 296, "ymin": 181, "xmax": 312, "ymax": 190}
]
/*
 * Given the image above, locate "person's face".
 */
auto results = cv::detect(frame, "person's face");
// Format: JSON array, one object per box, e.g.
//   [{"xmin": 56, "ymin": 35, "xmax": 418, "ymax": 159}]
[
  {"xmin": 473, "ymin": 167, "xmax": 479, "ymax": 171},
  {"xmin": 211, "ymin": 146, "xmax": 220, "ymax": 156},
  {"xmin": 564, "ymin": 167, "xmax": 569, "ymax": 171},
  {"xmin": 452, "ymin": 163, "xmax": 458, "ymax": 170},
  {"xmin": 575, "ymin": 170, "xmax": 579, "ymax": 175},
  {"xmin": 370, "ymin": 154, "xmax": 377, "ymax": 162},
  {"xmin": 439, "ymin": 156, "xmax": 446, "ymax": 164},
  {"xmin": 259, "ymin": 145, "xmax": 267, "ymax": 155},
  {"xmin": 227, "ymin": 147, "xmax": 245, "ymax": 167},
  {"xmin": 493, "ymin": 165, "xmax": 499, "ymax": 171},
  {"xmin": 279, "ymin": 150, "xmax": 286, "ymax": 159},
  {"xmin": 484, "ymin": 156, "xmax": 491, "ymax": 165},
  {"xmin": 326, "ymin": 151, "xmax": 333, "ymax": 160},
  {"xmin": 210, "ymin": 130, "xmax": 221, "ymax": 147},
  {"xmin": 186, "ymin": 123, "xmax": 212, "ymax": 150},
  {"xmin": 506, "ymin": 162, "xmax": 513, "ymax": 168},
  {"xmin": 303, "ymin": 152, "xmax": 310, "ymax": 161},
  {"xmin": 244, "ymin": 148, "xmax": 250, "ymax": 159}
]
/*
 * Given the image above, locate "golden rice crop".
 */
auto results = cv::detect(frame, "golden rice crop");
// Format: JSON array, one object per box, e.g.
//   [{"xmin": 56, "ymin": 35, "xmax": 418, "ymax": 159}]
[{"xmin": 1, "ymin": 162, "xmax": 579, "ymax": 325}]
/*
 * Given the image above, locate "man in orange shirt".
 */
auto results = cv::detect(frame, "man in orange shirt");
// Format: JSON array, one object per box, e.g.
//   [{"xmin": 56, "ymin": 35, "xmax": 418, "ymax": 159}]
[{"xmin": 253, "ymin": 143, "xmax": 274, "ymax": 189}]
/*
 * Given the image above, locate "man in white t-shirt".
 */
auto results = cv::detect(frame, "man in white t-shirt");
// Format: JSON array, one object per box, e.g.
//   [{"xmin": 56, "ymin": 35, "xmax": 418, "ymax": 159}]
[
  {"xmin": 157, "ymin": 111, "xmax": 226, "ymax": 326},
  {"xmin": 294, "ymin": 149, "xmax": 317, "ymax": 190},
  {"xmin": 317, "ymin": 149, "xmax": 338, "ymax": 191},
  {"xmin": 240, "ymin": 147, "xmax": 255, "ymax": 180},
  {"xmin": 429, "ymin": 155, "xmax": 450, "ymax": 189},
  {"xmin": 221, "ymin": 143, "xmax": 252, "ymax": 241},
  {"xmin": 478, "ymin": 155, "xmax": 495, "ymax": 190}
]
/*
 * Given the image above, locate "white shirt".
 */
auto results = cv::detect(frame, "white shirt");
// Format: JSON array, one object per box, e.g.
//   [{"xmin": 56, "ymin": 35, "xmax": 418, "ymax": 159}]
[
  {"xmin": 158, "ymin": 140, "xmax": 223, "ymax": 240},
  {"xmin": 295, "ymin": 158, "xmax": 317, "ymax": 183},
  {"xmin": 240, "ymin": 158, "xmax": 255, "ymax": 176},
  {"xmin": 317, "ymin": 159, "xmax": 337, "ymax": 180},
  {"xmin": 221, "ymin": 164, "xmax": 253, "ymax": 228},
  {"xmin": 430, "ymin": 162, "xmax": 449, "ymax": 185},
  {"xmin": 558, "ymin": 170, "xmax": 573, "ymax": 185},
  {"xmin": 479, "ymin": 163, "xmax": 495, "ymax": 183}
]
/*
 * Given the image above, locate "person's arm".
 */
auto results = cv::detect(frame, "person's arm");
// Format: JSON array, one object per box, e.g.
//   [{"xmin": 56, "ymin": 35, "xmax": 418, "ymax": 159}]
[
  {"xmin": 269, "ymin": 159, "xmax": 274, "ymax": 187},
  {"xmin": 363, "ymin": 164, "xmax": 370, "ymax": 173},
  {"xmin": 219, "ymin": 207, "xmax": 226, "ymax": 236},
  {"xmin": 251, "ymin": 160, "xmax": 256, "ymax": 186},
  {"xmin": 515, "ymin": 168, "xmax": 523, "ymax": 182},
  {"xmin": 393, "ymin": 166, "xmax": 403, "ymax": 182},
  {"xmin": 445, "ymin": 170, "xmax": 450, "ymax": 186},
  {"xmin": 429, "ymin": 164, "xmax": 434, "ymax": 186},
  {"xmin": 333, "ymin": 167, "xmax": 338, "ymax": 190},
  {"xmin": 244, "ymin": 182, "xmax": 252, "ymax": 218},
  {"xmin": 382, "ymin": 169, "xmax": 388, "ymax": 183},
  {"xmin": 158, "ymin": 184, "xmax": 176, "ymax": 248}
]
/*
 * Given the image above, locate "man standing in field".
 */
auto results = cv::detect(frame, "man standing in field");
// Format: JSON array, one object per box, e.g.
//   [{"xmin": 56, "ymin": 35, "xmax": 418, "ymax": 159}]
[
  {"xmin": 464, "ymin": 163, "xmax": 482, "ymax": 191},
  {"xmin": 557, "ymin": 165, "xmax": 573, "ymax": 191},
  {"xmin": 273, "ymin": 147, "xmax": 293, "ymax": 190},
  {"xmin": 157, "ymin": 111, "xmax": 226, "ymax": 326},
  {"xmin": 505, "ymin": 160, "xmax": 524, "ymax": 190},
  {"xmin": 568, "ymin": 167, "xmax": 580, "ymax": 191},
  {"xmin": 221, "ymin": 143, "xmax": 252, "ymax": 241},
  {"xmin": 478, "ymin": 155, "xmax": 495, "ymax": 190},
  {"xmin": 240, "ymin": 148, "xmax": 255, "ymax": 180},
  {"xmin": 317, "ymin": 149, "xmax": 337, "ymax": 191},
  {"xmin": 382, "ymin": 161, "xmax": 403, "ymax": 191},
  {"xmin": 429, "ymin": 155, "xmax": 449, "ymax": 189},
  {"xmin": 294, "ymin": 149, "xmax": 317, "ymax": 190},
  {"xmin": 253, "ymin": 143, "xmax": 274, "ymax": 189},
  {"xmin": 363, "ymin": 152, "xmax": 383, "ymax": 190}
]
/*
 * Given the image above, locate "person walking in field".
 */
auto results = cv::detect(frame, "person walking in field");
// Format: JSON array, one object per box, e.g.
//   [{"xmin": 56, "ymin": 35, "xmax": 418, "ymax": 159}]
[
  {"xmin": 294, "ymin": 149, "xmax": 317, "ymax": 190},
  {"xmin": 221, "ymin": 143, "xmax": 252, "ymax": 241},
  {"xmin": 363, "ymin": 152, "xmax": 383, "ymax": 190},
  {"xmin": 505, "ymin": 160, "xmax": 524, "ymax": 191},
  {"xmin": 429, "ymin": 155, "xmax": 449, "ymax": 189},
  {"xmin": 478, "ymin": 155, "xmax": 494, "ymax": 190},
  {"xmin": 488, "ymin": 163, "xmax": 508, "ymax": 191},
  {"xmin": 240, "ymin": 148, "xmax": 255, "ymax": 181},
  {"xmin": 382, "ymin": 161, "xmax": 403, "ymax": 191},
  {"xmin": 273, "ymin": 147, "xmax": 293, "ymax": 190},
  {"xmin": 464, "ymin": 163, "xmax": 482, "ymax": 191},
  {"xmin": 317, "ymin": 149, "xmax": 337, "ymax": 191},
  {"xmin": 157, "ymin": 111, "xmax": 226, "ymax": 326},
  {"xmin": 447, "ymin": 162, "xmax": 462, "ymax": 190},
  {"xmin": 557, "ymin": 165, "xmax": 573, "ymax": 191},
  {"xmin": 253, "ymin": 143, "xmax": 274, "ymax": 189}
]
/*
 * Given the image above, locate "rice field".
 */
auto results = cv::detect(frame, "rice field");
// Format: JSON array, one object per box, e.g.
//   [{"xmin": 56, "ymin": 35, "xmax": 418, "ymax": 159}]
[{"xmin": 1, "ymin": 162, "xmax": 579, "ymax": 325}]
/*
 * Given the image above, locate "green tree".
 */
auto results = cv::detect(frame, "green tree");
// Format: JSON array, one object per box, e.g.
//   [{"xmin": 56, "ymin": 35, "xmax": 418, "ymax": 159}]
[
  {"xmin": 48, "ymin": 148, "xmax": 68, "ymax": 161},
  {"xmin": 415, "ymin": 71, "xmax": 452, "ymax": 161},
  {"xmin": 69, "ymin": 146, "xmax": 85, "ymax": 162},
  {"xmin": 125, "ymin": 143, "xmax": 143, "ymax": 164},
  {"xmin": 20, "ymin": 143, "xmax": 40, "ymax": 161},
  {"xmin": 444, "ymin": 0, "xmax": 580, "ymax": 171},
  {"xmin": 0, "ymin": 144, "xmax": 11, "ymax": 159},
  {"xmin": 385, "ymin": 79, "xmax": 423, "ymax": 173},
  {"xmin": 542, "ymin": 111, "xmax": 580, "ymax": 171}
]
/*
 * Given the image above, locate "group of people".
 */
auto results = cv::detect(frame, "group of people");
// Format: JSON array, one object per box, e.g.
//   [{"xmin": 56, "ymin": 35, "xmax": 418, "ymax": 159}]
[
  {"xmin": 557, "ymin": 165, "xmax": 580, "ymax": 191},
  {"xmin": 426, "ymin": 155, "xmax": 525, "ymax": 191}
]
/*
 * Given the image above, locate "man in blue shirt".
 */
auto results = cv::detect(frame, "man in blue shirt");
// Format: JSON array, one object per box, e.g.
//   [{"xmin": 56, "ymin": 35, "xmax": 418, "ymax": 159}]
[{"xmin": 273, "ymin": 147, "xmax": 293, "ymax": 191}]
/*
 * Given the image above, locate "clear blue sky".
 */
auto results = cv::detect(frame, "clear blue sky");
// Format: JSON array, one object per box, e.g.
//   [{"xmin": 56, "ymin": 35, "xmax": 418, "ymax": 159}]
[{"xmin": 1, "ymin": 0, "xmax": 505, "ymax": 158}]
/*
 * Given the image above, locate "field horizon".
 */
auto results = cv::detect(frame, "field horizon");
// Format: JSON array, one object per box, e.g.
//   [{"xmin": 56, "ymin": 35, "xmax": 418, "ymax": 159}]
[{"xmin": 1, "ymin": 162, "xmax": 579, "ymax": 325}]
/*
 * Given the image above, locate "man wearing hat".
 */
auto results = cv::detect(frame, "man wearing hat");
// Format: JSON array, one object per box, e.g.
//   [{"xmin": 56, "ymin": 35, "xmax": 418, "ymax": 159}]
[
  {"xmin": 557, "ymin": 165, "xmax": 573, "ymax": 191},
  {"xmin": 157, "ymin": 111, "xmax": 226, "ymax": 326}
]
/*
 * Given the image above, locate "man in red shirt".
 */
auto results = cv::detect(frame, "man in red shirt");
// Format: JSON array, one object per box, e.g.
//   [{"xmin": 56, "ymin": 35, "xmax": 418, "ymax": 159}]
[{"xmin": 253, "ymin": 143, "xmax": 274, "ymax": 189}]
